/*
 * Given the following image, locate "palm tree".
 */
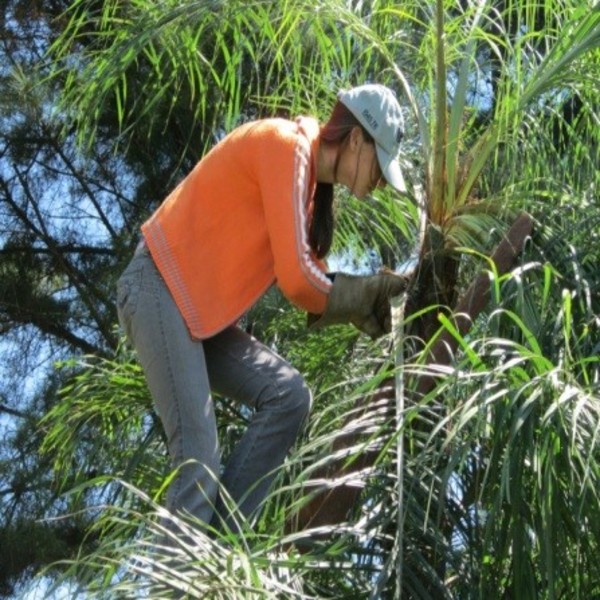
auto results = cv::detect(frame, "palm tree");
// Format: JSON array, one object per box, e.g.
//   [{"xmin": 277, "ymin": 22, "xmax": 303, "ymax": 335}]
[{"xmin": 41, "ymin": 0, "xmax": 600, "ymax": 597}]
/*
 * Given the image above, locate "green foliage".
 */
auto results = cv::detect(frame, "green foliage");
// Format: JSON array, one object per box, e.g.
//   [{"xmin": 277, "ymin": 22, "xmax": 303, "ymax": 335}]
[
  {"xmin": 0, "ymin": 518, "xmax": 90, "ymax": 598},
  {"xmin": 39, "ymin": 346, "xmax": 167, "ymax": 508},
  {"xmin": 39, "ymin": 259, "xmax": 600, "ymax": 598},
  {"xmin": 438, "ymin": 271, "xmax": 600, "ymax": 596}
]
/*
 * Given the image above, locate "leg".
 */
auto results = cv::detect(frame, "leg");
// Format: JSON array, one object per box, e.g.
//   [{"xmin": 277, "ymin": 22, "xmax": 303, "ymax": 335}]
[
  {"xmin": 117, "ymin": 249, "xmax": 219, "ymax": 528},
  {"xmin": 203, "ymin": 327, "xmax": 312, "ymax": 529}
]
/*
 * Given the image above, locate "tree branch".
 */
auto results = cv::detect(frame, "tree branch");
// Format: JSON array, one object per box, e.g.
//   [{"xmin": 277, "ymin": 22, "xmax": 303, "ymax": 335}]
[
  {"xmin": 0, "ymin": 403, "xmax": 28, "ymax": 419},
  {"xmin": 416, "ymin": 212, "xmax": 534, "ymax": 396}
]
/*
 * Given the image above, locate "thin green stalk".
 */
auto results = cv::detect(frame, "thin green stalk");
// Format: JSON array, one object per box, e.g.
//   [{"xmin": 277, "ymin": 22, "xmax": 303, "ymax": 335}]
[{"xmin": 392, "ymin": 293, "xmax": 407, "ymax": 600}]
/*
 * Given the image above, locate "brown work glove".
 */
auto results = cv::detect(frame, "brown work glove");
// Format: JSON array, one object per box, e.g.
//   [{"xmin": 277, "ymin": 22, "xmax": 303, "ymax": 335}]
[{"xmin": 309, "ymin": 271, "xmax": 407, "ymax": 339}]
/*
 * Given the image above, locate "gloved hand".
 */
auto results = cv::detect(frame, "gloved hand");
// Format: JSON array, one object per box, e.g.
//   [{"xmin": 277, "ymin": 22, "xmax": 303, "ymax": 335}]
[{"xmin": 309, "ymin": 271, "xmax": 407, "ymax": 339}]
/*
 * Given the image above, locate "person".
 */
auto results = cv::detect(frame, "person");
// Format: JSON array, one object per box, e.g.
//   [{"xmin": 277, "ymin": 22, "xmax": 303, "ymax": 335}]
[{"xmin": 116, "ymin": 83, "xmax": 408, "ymax": 534}]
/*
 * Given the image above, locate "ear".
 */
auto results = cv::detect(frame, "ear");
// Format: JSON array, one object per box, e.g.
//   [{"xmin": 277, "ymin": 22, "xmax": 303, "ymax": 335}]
[{"xmin": 348, "ymin": 126, "xmax": 364, "ymax": 150}]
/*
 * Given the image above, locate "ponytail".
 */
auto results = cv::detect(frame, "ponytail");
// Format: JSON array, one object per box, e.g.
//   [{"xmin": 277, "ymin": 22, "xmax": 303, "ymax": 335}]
[
  {"xmin": 309, "ymin": 101, "xmax": 366, "ymax": 259},
  {"xmin": 309, "ymin": 182, "xmax": 334, "ymax": 259}
]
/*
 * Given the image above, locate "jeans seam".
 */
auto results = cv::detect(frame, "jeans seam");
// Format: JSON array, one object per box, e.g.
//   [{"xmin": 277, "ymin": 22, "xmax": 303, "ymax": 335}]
[
  {"xmin": 224, "ymin": 415, "xmax": 269, "ymax": 506},
  {"xmin": 155, "ymin": 277, "xmax": 185, "ymax": 505}
]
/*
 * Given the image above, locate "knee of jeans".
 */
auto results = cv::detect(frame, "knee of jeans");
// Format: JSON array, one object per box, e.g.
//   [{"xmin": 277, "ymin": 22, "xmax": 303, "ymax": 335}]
[{"xmin": 282, "ymin": 375, "xmax": 312, "ymax": 425}]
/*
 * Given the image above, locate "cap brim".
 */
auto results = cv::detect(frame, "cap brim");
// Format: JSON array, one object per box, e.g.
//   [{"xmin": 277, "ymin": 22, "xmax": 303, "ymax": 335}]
[{"xmin": 376, "ymin": 145, "xmax": 407, "ymax": 193}]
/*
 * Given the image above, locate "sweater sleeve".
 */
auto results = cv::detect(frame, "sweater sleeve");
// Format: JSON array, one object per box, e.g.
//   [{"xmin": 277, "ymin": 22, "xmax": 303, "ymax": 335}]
[{"xmin": 256, "ymin": 121, "xmax": 331, "ymax": 314}]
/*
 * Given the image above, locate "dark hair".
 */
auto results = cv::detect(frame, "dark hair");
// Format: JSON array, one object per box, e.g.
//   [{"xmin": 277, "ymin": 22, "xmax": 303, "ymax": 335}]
[{"xmin": 309, "ymin": 101, "xmax": 371, "ymax": 259}]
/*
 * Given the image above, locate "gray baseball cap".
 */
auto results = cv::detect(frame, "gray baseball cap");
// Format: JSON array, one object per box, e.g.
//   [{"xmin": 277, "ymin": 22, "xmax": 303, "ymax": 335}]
[{"xmin": 338, "ymin": 84, "xmax": 406, "ymax": 193}]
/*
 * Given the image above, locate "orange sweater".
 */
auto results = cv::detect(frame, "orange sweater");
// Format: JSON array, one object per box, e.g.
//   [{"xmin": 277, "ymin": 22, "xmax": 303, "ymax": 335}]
[{"xmin": 141, "ymin": 116, "xmax": 332, "ymax": 340}]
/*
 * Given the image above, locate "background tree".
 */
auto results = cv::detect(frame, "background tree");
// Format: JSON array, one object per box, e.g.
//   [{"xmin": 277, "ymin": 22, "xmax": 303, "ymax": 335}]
[{"xmin": 1, "ymin": 0, "xmax": 212, "ymax": 594}]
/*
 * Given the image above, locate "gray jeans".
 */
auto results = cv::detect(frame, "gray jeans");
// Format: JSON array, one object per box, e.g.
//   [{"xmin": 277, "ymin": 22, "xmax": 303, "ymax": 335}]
[{"xmin": 116, "ymin": 246, "xmax": 312, "ymax": 531}]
